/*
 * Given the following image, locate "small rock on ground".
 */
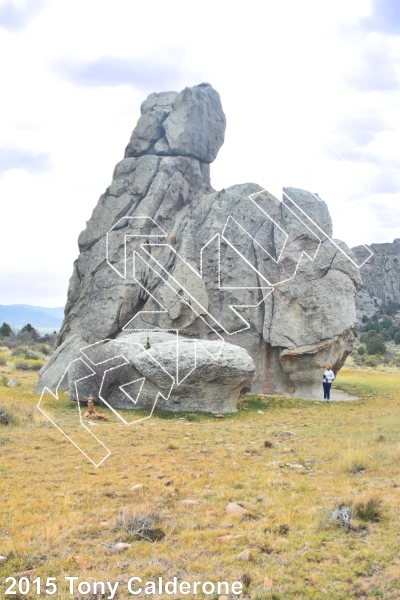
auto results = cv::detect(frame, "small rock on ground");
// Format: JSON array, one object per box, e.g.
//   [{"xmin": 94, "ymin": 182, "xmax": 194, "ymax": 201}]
[
  {"xmin": 226, "ymin": 502, "xmax": 247, "ymax": 515},
  {"xmin": 113, "ymin": 543, "xmax": 131, "ymax": 552},
  {"xmin": 72, "ymin": 556, "xmax": 91, "ymax": 568},
  {"xmin": 7, "ymin": 379, "xmax": 20, "ymax": 387},
  {"xmin": 131, "ymin": 483, "xmax": 144, "ymax": 490},
  {"xmin": 216, "ymin": 534, "xmax": 243, "ymax": 542}
]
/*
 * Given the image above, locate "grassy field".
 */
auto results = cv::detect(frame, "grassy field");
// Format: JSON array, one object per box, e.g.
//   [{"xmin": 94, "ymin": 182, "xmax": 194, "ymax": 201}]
[{"xmin": 0, "ymin": 366, "xmax": 399, "ymax": 599}]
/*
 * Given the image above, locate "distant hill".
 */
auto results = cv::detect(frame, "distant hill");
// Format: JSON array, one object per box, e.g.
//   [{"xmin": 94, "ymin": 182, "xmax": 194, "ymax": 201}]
[{"xmin": 0, "ymin": 305, "xmax": 64, "ymax": 333}]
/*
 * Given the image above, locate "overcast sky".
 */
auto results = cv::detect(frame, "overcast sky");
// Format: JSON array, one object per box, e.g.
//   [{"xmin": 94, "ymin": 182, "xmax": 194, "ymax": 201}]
[{"xmin": 1, "ymin": 0, "xmax": 400, "ymax": 306}]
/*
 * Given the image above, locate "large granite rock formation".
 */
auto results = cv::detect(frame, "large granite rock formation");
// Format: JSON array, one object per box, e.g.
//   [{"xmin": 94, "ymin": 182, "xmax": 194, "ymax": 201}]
[
  {"xmin": 38, "ymin": 83, "xmax": 363, "ymax": 403},
  {"xmin": 352, "ymin": 239, "xmax": 400, "ymax": 320}
]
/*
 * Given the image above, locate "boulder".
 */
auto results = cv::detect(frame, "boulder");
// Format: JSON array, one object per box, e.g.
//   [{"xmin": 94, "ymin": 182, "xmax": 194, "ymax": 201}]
[
  {"xmin": 37, "ymin": 83, "xmax": 363, "ymax": 403},
  {"xmin": 7, "ymin": 378, "xmax": 20, "ymax": 387},
  {"xmin": 124, "ymin": 83, "xmax": 226, "ymax": 163},
  {"xmin": 35, "ymin": 334, "xmax": 85, "ymax": 393},
  {"xmin": 236, "ymin": 549, "xmax": 251, "ymax": 561},
  {"xmin": 63, "ymin": 332, "xmax": 255, "ymax": 413}
]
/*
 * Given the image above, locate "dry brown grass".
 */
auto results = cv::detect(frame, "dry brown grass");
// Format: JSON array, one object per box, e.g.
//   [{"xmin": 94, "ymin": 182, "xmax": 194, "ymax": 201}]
[{"xmin": 0, "ymin": 366, "xmax": 399, "ymax": 599}]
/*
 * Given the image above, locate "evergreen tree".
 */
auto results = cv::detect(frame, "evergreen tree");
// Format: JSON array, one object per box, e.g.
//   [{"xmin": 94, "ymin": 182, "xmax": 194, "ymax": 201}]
[
  {"xmin": 0, "ymin": 322, "xmax": 12, "ymax": 337},
  {"xmin": 365, "ymin": 332, "xmax": 386, "ymax": 355}
]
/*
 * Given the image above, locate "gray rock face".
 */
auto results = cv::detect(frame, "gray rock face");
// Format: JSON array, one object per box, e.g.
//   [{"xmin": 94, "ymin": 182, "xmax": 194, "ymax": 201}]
[
  {"xmin": 352, "ymin": 239, "xmax": 400, "ymax": 320},
  {"xmin": 37, "ymin": 334, "xmax": 85, "ymax": 392},
  {"xmin": 37, "ymin": 83, "xmax": 363, "ymax": 403},
  {"xmin": 64, "ymin": 332, "xmax": 255, "ymax": 414},
  {"xmin": 124, "ymin": 83, "xmax": 226, "ymax": 163}
]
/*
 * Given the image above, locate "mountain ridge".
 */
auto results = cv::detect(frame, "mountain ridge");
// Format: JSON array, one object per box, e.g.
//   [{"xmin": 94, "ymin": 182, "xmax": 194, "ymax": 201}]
[{"xmin": 0, "ymin": 304, "xmax": 64, "ymax": 332}]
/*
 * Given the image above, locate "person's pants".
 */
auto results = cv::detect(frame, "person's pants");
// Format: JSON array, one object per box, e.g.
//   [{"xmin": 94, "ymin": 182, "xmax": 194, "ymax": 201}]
[{"xmin": 323, "ymin": 381, "xmax": 331, "ymax": 400}]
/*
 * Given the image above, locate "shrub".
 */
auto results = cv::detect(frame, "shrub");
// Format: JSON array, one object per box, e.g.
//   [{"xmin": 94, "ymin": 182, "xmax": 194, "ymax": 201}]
[
  {"xmin": 27, "ymin": 359, "xmax": 44, "ymax": 371},
  {"xmin": 14, "ymin": 359, "xmax": 30, "ymax": 370},
  {"xmin": 20, "ymin": 323, "xmax": 33, "ymax": 333},
  {"xmin": 0, "ymin": 402, "xmax": 26, "ymax": 426},
  {"xmin": 0, "ymin": 402, "xmax": 46, "ymax": 427},
  {"xmin": 380, "ymin": 328, "xmax": 391, "ymax": 341},
  {"xmin": 381, "ymin": 316, "xmax": 393, "ymax": 329},
  {"xmin": 15, "ymin": 359, "xmax": 44, "ymax": 371},
  {"xmin": 1, "ymin": 376, "xmax": 8, "ymax": 386},
  {"xmin": 353, "ymin": 328, "xmax": 358, "ymax": 337},
  {"xmin": 365, "ymin": 333, "xmax": 386, "ymax": 355},
  {"xmin": 366, "ymin": 321, "xmax": 380, "ymax": 333},
  {"xmin": 355, "ymin": 497, "xmax": 383, "ymax": 522},
  {"xmin": 115, "ymin": 508, "xmax": 165, "ymax": 542},
  {"xmin": 362, "ymin": 314, "xmax": 369, "ymax": 323},
  {"xmin": 11, "ymin": 347, "xmax": 39, "ymax": 360},
  {"xmin": 11, "ymin": 347, "xmax": 28, "ymax": 358},
  {"xmin": 342, "ymin": 448, "xmax": 369, "ymax": 474},
  {"xmin": 395, "ymin": 332, "xmax": 400, "ymax": 345},
  {"xmin": 331, "ymin": 505, "xmax": 352, "ymax": 525},
  {"xmin": 357, "ymin": 346, "xmax": 365, "ymax": 355},
  {"xmin": 186, "ymin": 413, "xmax": 200, "ymax": 422},
  {"xmin": 0, "ymin": 403, "xmax": 15, "ymax": 425},
  {"xmin": 0, "ymin": 353, "xmax": 6, "ymax": 366},
  {"xmin": 39, "ymin": 344, "xmax": 51, "ymax": 356},
  {"xmin": 383, "ymin": 301, "xmax": 400, "ymax": 316},
  {"xmin": 364, "ymin": 356, "xmax": 377, "ymax": 367}
]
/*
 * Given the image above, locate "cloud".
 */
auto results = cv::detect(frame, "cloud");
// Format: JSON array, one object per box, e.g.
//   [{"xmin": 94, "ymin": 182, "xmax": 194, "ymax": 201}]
[
  {"xmin": 335, "ymin": 111, "xmax": 395, "ymax": 147},
  {"xmin": 345, "ymin": 45, "xmax": 400, "ymax": 92},
  {"xmin": 329, "ymin": 141, "xmax": 400, "ymax": 168},
  {"xmin": 359, "ymin": 0, "xmax": 400, "ymax": 35},
  {"xmin": 51, "ymin": 55, "xmax": 189, "ymax": 91},
  {"xmin": 369, "ymin": 201, "xmax": 400, "ymax": 228},
  {"xmin": 369, "ymin": 170, "xmax": 400, "ymax": 194},
  {"xmin": 0, "ymin": 146, "xmax": 52, "ymax": 175},
  {"xmin": 0, "ymin": 267, "xmax": 68, "ymax": 305},
  {"xmin": 0, "ymin": 0, "xmax": 46, "ymax": 32}
]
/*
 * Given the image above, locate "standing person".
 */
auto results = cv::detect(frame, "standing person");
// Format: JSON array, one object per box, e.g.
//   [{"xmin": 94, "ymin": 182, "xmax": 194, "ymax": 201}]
[{"xmin": 323, "ymin": 363, "xmax": 335, "ymax": 402}]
